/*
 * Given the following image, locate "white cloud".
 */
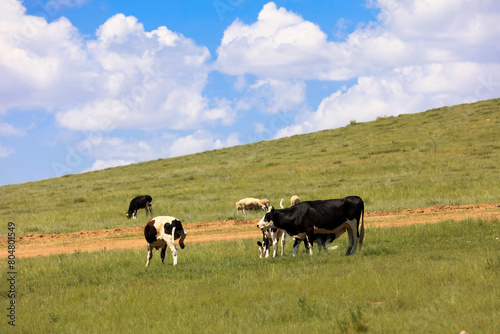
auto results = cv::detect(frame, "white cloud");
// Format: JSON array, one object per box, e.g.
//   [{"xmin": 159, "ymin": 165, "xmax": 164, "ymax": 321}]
[
  {"xmin": 0, "ymin": 1, "xmax": 87, "ymax": 111},
  {"xmin": 0, "ymin": 2, "xmax": 235, "ymax": 133},
  {"xmin": 215, "ymin": 2, "xmax": 350, "ymax": 80},
  {"xmin": 0, "ymin": 122, "xmax": 25, "ymax": 137},
  {"xmin": 73, "ymin": 130, "xmax": 241, "ymax": 172},
  {"xmin": 55, "ymin": 13, "xmax": 230, "ymax": 131},
  {"xmin": 76, "ymin": 135, "xmax": 156, "ymax": 163},
  {"xmin": 277, "ymin": 62, "xmax": 500, "ymax": 137},
  {"xmin": 216, "ymin": 0, "xmax": 500, "ymax": 82},
  {"xmin": 169, "ymin": 130, "xmax": 240, "ymax": 157},
  {"xmin": 242, "ymin": 78, "xmax": 306, "ymax": 114},
  {"xmin": 213, "ymin": 0, "xmax": 500, "ymax": 138},
  {"xmin": 0, "ymin": 142, "xmax": 15, "ymax": 158},
  {"xmin": 84, "ymin": 159, "xmax": 135, "ymax": 173}
]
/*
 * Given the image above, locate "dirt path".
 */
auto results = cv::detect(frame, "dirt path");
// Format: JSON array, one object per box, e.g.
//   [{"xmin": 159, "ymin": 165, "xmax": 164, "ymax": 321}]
[{"xmin": 4, "ymin": 203, "xmax": 499, "ymax": 258}]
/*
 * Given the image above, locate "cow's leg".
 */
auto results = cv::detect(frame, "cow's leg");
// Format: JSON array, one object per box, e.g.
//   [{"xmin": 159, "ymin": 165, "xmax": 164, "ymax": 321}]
[
  {"xmin": 280, "ymin": 233, "xmax": 286, "ymax": 256},
  {"xmin": 165, "ymin": 239, "xmax": 178, "ymax": 266},
  {"xmin": 160, "ymin": 245, "xmax": 167, "ymax": 265},
  {"xmin": 316, "ymin": 238, "xmax": 325, "ymax": 253},
  {"xmin": 292, "ymin": 238, "xmax": 300, "ymax": 256},
  {"xmin": 306, "ymin": 233, "xmax": 314, "ymax": 256},
  {"xmin": 271, "ymin": 230, "xmax": 279, "ymax": 257},
  {"xmin": 145, "ymin": 244, "xmax": 153, "ymax": 268},
  {"xmin": 133, "ymin": 210, "xmax": 137, "ymax": 220},
  {"xmin": 346, "ymin": 219, "xmax": 359, "ymax": 255},
  {"xmin": 345, "ymin": 228, "xmax": 353, "ymax": 255}
]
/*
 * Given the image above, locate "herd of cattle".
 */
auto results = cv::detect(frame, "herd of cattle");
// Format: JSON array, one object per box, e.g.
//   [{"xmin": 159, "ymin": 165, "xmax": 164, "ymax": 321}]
[{"xmin": 126, "ymin": 194, "xmax": 365, "ymax": 268}]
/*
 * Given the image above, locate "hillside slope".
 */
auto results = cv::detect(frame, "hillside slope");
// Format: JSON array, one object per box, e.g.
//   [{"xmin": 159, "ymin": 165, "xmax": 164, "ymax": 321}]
[{"xmin": 1, "ymin": 99, "xmax": 498, "ymax": 236}]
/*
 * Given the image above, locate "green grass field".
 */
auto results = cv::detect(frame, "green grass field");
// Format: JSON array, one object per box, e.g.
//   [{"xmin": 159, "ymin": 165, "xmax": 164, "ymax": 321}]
[
  {"xmin": 0, "ymin": 98, "xmax": 498, "ymax": 237},
  {"xmin": 2, "ymin": 218, "xmax": 499, "ymax": 333}
]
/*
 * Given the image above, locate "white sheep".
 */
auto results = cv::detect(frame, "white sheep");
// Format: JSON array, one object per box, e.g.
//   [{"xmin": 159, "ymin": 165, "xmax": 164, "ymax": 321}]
[
  {"xmin": 258, "ymin": 199, "xmax": 270, "ymax": 210},
  {"xmin": 235, "ymin": 198, "xmax": 267, "ymax": 213}
]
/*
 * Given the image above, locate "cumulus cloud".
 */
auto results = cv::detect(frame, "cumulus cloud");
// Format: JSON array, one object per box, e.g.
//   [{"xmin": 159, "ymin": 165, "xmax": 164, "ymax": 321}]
[
  {"xmin": 0, "ymin": 142, "xmax": 15, "ymax": 158},
  {"xmin": 215, "ymin": 2, "xmax": 352, "ymax": 80},
  {"xmin": 84, "ymin": 159, "xmax": 134, "ymax": 173},
  {"xmin": 55, "ymin": 13, "xmax": 233, "ymax": 131},
  {"xmin": 72, "ymin": 130, "xmax": 241, "ymax": 173},
  {"xmin": 0, "ymin": 122, "xmax": 25, "ymax": 137},
  {"xmin": 215, "ymin": 0, "xmax": 500, "ymax": 137},
  {"xmin": 240, "ymin": 78, "xmax": 306, "ymax": 114},
  {"xmin": 0, "ymin": 2, "xmax": 234, "ymax": 132},
  {"xmin": 0, "ymin": 0, "xmax": 88, "ymax": 111},
  {"xmin": 277, "ymin": 62, "xmax": 500, "ymax": 137},
  {"xmin": 0, "ymin": 0, "xmax": 241, "ymax": 172},
  {"xmin": 169, "ymin": 130, "xmax": 240, "ymax": 157}
]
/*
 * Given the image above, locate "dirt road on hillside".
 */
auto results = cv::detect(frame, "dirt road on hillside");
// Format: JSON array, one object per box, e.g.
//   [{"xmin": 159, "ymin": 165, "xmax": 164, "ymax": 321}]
[{"xmin": 4, "ymin": 203, "xmax": 499, "ymax": 258}]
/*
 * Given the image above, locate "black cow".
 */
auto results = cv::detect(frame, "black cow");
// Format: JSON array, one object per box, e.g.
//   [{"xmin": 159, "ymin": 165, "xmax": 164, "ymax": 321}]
[
  {"xmin": 126, "ymin": 195, "xmax": 153, "ymax": 219},
  {"xmin": 257, "ymin": 196, "xmax": 364, "ymax": 256}
]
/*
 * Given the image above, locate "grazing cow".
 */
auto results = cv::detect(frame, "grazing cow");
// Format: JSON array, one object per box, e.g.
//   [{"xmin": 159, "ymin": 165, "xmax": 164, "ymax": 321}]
[
  {"xmin": 144, "ymin": 216, "xmax": 187, "ymax": 268},
  {"xmin": 257, "ymin": 228, "xmax": 286, "ymax": 258},
  {"xmin": 235, "ymin": 197, "xmax": 267, "ymax": 213},
  {"xmin": 257, "ymin": 196, "xmax": 365, "ymax": 256},
  {"xmin": 127, "ymin": 195, "xmax": 153, "ymax": 219}
]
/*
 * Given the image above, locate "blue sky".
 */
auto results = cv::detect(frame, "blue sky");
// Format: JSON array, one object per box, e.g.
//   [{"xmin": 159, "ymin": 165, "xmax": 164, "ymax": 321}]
[{"xmin": 1, "ymin": 0, "xmax": 500, "ymax": 186}]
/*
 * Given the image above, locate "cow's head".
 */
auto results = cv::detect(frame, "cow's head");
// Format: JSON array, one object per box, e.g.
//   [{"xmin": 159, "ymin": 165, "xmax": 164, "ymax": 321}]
[
  {"xmin": 257, "ymin": 207, "xmax": 276, "ymax": 230},
  {"xmin": 165, "ymin": 218, "xmax": 187, "ymax": 249}
]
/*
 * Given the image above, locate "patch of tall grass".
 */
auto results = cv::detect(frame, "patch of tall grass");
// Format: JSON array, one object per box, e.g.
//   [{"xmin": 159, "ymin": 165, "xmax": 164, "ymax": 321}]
[
  {"xmin": 3, "ymin": 218, "xmax": 498, "ymax": 333},
  {"xmin": 0, "ymin": 98, "xmax": 499, "ymax": 236}
]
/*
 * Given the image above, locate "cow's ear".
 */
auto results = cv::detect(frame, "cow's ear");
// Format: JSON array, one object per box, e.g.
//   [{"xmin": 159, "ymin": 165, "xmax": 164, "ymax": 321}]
[{"xmin": 257, "ymin": 241, "xmax": 262, "ymax": 246}]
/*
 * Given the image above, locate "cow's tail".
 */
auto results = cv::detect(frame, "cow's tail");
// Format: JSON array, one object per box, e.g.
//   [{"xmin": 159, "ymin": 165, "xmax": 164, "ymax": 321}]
[{"xmin": 358, "ymin": 203, "xmax": 365, "ymax": 251}]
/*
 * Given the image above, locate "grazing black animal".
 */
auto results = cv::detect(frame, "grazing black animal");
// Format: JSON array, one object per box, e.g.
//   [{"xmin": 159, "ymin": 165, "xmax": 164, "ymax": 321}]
[
  {"xmin": 126, "ymin": 195, "xmax": 153, "ymax": 219},
  {"xmin": 257, "ymin": 196, "xmax": 364, "ymax": 256}
]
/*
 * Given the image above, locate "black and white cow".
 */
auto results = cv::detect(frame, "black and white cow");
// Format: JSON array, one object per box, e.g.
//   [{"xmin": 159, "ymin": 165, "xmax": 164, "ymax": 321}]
[
  {"xmin": 257, "ymin": 196, "xmax": 365, "ymax": 256},
  {"xmin": 144, "ymin": 216, "xmax": 187, "ymax": 268},
  {"xmin": 126, "ymin": 195, "xmax": 153, "ymax": 219},
  {"xmin": 257, "ymin": 228, "xmax": 286, "ymax": 258}
]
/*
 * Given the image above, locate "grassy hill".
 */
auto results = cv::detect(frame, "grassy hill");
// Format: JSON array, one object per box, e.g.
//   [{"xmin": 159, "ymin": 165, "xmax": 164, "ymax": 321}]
[{"xmin": 1, "ymin": 98, "xmax": 499, "ymax": 236}]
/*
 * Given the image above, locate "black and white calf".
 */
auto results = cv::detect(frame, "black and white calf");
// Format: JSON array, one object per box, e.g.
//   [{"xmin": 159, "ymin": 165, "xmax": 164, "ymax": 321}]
[
  {"xmin": 126, "ymin": 195, "xmax": 153, "ymax": 219},
  {"xmin": 257, "ymin": 228, "xmax": 286, "ymax": 258},
  {"xmin": 258, "ymin": 196, "xmax": 365, "ymax": 256},
  {"xmin": 144, "ymin": 216, "xmax": 187, "ymax": 267}
]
